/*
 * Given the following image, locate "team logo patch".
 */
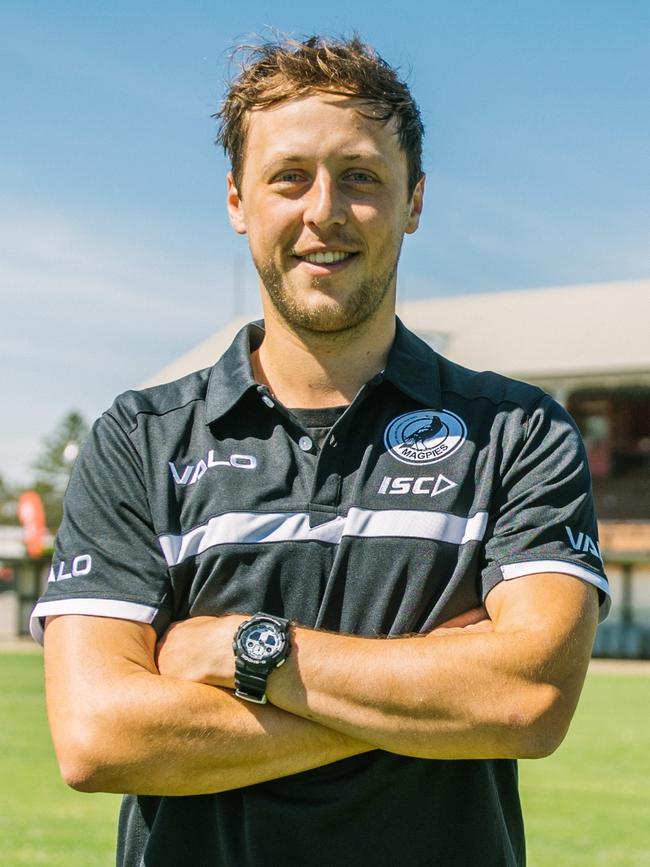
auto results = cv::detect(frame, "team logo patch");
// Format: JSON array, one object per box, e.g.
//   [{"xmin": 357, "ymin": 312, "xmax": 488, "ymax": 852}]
[{"xmin": 384, "ymin": 409, "xmax": 467, "ymax": 466}]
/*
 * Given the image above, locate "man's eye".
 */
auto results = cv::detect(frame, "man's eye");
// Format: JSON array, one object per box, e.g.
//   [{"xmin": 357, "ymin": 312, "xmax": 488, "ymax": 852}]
[
  {"xmin": 344, "ymin": 171, "xmax": 376, "ymax": 184},
  {"xmin": 274, "ymin": 172, "xmax": 304, "ymax": 183}
]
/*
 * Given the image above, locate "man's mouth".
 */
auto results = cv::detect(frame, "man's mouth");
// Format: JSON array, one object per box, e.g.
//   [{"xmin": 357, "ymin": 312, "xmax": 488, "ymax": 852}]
[
  {"xmin": 300, "ymin": 250, "xmax": 353, "ymax": 264},
  {"xmin": 292, "ymin": 250, "xmax": 358, "ymax": 266}
]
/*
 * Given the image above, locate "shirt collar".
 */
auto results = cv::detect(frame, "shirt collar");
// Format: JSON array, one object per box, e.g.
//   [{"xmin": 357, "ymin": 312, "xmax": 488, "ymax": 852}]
[
  {"xmin": 205, "ymin": 316, "xmax": 442, "ymax": 425},
  {"xmin": 205, "ymin": 320, "xmax": 264, "ymax": 424},
  {"xmin": 382, "ymin": 318, "xmax": 443, "ymax": 409}
]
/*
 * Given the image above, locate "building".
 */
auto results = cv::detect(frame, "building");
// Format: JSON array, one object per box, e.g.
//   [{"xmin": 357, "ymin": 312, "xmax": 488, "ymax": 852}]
[{"xmin": 0, "ymin": 528, "xmax": 51, "ymax": 640}]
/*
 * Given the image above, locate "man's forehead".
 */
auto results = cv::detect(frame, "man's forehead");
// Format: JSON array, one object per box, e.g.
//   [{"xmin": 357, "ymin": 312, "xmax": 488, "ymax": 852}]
[
  {"xmin": 248, "ymin": 89, "xmax": 379, "ymax": 114},
  {"xmin": 244, "ymin": 92, "xmax": 401, "ymax": 150}
]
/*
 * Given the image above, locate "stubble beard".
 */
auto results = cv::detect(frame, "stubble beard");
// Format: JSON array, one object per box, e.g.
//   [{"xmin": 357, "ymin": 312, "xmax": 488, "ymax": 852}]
[{"xmin": 255, "ymin": 256, "xmax": 399, "ymax": 338}]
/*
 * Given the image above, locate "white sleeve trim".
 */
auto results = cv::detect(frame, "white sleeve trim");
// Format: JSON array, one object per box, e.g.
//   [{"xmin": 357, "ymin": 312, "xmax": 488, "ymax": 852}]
[
  {"xmin": 499, "ymin": 559, "xmax": 611, "ymax": 620},
  {"xmin": 30, "ymin": 598, "xmax": 159, "ymax": 645}
]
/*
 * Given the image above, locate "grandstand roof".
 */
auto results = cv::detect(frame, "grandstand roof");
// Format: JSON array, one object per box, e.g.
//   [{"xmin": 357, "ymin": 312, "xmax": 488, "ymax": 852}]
[{"xmin": 140, "ymin": 279, "xmax": 650, "ymax": 389}]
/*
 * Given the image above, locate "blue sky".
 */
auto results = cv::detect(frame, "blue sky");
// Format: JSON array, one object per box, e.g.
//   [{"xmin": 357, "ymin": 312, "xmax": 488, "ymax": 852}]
[{"xmin": 2, "ymin": 1, "xmax": 649, "ymax": 484}]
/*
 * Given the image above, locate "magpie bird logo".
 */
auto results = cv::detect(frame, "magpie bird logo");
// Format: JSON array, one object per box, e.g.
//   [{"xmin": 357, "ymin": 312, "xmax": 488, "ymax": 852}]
[
  {"xmin": 384, "ymin": 409, "xmax": 467, "ymax": 465},
  {"xmin": 402, "ymin": 416, "xmax": 446, "ymax": 449}
]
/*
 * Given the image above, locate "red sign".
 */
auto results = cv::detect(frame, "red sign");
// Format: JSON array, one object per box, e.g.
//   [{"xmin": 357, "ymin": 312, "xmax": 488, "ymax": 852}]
[{"xmin": 17, "ymin": 491, "xmax": 47, "ymax": 558}]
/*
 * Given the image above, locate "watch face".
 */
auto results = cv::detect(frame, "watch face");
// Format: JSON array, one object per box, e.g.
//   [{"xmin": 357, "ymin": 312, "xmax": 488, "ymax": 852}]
[{"xmin": 241, "ymin": 622, "xmax": 283, "ymax": 661}]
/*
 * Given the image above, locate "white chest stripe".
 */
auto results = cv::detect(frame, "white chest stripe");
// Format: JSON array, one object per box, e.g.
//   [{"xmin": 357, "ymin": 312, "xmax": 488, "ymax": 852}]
[
  {"xmin": 158, "ymin": 508, "xmax": 489, "ymax": 568},
  {"xmin": 344, "ymin": 508, "xmax": 488, "ymax": 545}
]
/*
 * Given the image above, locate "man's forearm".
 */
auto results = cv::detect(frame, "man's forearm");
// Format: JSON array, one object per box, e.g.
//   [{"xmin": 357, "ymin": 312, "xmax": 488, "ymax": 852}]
[
  {"xmin": 44, "ymin": 616, "xmax": 372, "ymax": 797},
  {"xmin": 267, "ymin": 626, "xmax": 553, "ymax": 759},
  {"xmin": 265, "ymin": 575, "xmax": 598, "ymax": 759},
  {"xmin": 78, "ymin": 676, "xmax": 371, "ymax": 796},
  {"xmin": 150, "ymin": 574, "xmax": 597, "ymax": 768}
]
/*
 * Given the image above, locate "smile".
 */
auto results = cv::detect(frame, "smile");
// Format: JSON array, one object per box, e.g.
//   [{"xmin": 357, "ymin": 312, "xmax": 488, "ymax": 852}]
[{"xmin": 295, "ymin": 250, "xmax": 356, "ymax": 265}]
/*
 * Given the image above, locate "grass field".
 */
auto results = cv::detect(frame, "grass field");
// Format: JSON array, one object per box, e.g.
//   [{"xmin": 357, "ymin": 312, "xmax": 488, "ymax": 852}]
[{"xmin": 1, "ymin": 651, "xmax": 648, "ymax": 866}]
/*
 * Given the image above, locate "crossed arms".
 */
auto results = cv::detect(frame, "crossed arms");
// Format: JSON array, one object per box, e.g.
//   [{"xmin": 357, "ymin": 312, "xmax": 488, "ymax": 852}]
[{"xmin": 43, "ymin": 572, "xmax": 598, "ymax": 796}]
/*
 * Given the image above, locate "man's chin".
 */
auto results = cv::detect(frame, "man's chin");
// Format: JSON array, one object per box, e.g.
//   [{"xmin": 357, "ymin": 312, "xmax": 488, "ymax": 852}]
[
  {"xmin": 257, "ymin": 260, "xmax": 396, "ymax": 337},
  {"xmin": 276, "ymin": 305, "xmax": 368, "ymax": 336}
]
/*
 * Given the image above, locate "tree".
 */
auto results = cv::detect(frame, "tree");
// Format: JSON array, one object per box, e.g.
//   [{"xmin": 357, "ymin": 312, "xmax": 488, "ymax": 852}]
[{"xmin": 31, "ymin": 411, "xmax": 90, "ymax": 530}]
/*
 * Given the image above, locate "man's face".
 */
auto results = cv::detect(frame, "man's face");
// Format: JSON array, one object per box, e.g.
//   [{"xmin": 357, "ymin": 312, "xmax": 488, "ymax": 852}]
[{"xmin": 227, "ymin": 92, "xmax": 424, "ymax": 336}]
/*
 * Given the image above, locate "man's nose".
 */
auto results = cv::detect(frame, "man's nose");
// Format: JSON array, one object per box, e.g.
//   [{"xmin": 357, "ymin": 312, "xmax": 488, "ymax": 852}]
[{"xmin": 303, "ymin": 171, "xmax": 347, "ymax": 230}]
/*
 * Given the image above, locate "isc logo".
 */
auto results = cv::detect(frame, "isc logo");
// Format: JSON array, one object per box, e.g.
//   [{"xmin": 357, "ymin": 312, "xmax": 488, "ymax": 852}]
[{"xmin": 377, "ymin": 475, "xmax": 457, "ymax": 498}]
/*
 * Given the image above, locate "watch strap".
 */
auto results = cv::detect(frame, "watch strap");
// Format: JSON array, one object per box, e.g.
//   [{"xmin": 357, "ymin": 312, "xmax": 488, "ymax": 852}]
[
  {"xmin": 234, "ymin": 669, "xmax": 269, "ymax": 704},
  {"xmin": 233, "ymin": 613, "xmax": 291, "ymax": 704}
]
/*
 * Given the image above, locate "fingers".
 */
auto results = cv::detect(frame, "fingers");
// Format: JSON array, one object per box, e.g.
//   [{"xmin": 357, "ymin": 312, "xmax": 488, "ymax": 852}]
[{"xmin": 436, "ymin": 606, "xmax": 490, "ymax": 629}]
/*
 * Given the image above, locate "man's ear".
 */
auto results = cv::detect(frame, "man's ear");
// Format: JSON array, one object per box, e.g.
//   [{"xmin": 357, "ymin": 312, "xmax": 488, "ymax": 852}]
[
  {"xmin": 227, "ymin": 172, "xmax": 247, "ymax": 235},
  {"xmin": 405, "ymin": 174, "xmax": 425, "ymax": 235}
]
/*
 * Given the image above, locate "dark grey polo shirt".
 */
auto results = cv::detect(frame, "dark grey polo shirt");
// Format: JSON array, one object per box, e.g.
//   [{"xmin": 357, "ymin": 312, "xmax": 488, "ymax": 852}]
[{"xmin": 32, "ymin": 319, "xmax": 609, "ymax": 867}]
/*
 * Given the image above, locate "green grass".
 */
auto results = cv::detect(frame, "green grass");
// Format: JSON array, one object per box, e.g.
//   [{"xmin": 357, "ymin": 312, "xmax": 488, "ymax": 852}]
[
  {"xmin": 0, "ymin": 652, "xmax": 648, "ymax": 866},
  {"xmin": 0, "ymin": 652, "xmax": 120, "ymax": 867},
  {"xmin": 520, "ymin": 671, "xmax": 650, "ymax": 866}
]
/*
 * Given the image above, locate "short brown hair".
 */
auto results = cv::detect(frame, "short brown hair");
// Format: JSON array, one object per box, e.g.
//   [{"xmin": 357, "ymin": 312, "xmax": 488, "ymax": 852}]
[{"xmin": 215, "ymin": 34, "xmax": 425, "ymax": 197}]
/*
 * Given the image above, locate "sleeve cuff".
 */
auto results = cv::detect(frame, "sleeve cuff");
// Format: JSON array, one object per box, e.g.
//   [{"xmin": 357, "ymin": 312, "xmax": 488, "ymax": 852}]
[
  {"xmin": 30, "ymin": 598, "xmax": 160, "ymax": 645},
  {"xmin": 498, "ymin": 559, "xmax": 611, "ymax": 622}
]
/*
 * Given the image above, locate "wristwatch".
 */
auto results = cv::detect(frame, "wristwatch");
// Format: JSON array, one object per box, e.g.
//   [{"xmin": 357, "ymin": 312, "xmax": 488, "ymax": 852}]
[{"xmin": 232, "ymin": 613, "xmax": 291, "ymax": 704}]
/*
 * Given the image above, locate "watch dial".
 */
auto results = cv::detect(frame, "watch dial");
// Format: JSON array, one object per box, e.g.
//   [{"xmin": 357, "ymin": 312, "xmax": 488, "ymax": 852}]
[{"xmin": 244, "ymin": 625, "xmax": 280, "ymax": 660}]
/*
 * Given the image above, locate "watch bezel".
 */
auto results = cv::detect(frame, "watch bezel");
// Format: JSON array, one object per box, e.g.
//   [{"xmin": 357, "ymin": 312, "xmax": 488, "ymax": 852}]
[{"xmin": 233, "ymin": 615, "xmax": 291, "ymax": 670}]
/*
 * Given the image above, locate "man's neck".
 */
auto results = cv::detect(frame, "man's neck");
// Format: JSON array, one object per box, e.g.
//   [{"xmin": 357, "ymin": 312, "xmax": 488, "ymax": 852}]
[{"xmin": 252, "ymin": 308, "xmax": 395, "ymax": 409}]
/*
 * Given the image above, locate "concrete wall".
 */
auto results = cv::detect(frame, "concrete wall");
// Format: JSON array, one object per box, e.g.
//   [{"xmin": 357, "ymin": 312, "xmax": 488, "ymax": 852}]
[{"xmin": 0, "ymin": 592, "xmax": 18, "ymax": 640}]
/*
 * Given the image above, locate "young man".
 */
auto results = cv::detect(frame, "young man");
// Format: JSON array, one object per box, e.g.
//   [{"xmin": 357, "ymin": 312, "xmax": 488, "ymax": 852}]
[{"xmin": 33, "ymin": 36, "xmax": 609, "ymax": 867}]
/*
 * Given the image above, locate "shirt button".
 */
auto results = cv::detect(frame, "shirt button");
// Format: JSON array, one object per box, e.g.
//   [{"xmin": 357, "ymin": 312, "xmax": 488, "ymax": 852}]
[{"xmin": 298, "ymin": 435, "xmax": 313, "ymax": 452}]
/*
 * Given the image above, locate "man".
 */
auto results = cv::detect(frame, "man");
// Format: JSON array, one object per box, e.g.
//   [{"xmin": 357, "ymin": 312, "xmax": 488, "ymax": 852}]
[{"xmin": 33, "ymin": 35, "xmax": 609, "ymax": 867}]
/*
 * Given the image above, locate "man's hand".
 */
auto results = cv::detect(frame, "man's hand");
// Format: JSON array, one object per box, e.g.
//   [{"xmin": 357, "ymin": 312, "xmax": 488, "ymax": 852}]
[
  {"xmin": 430, "ymin": 605, "xmax": 493, "ymax": 633},
  {"xmin": 155, "ymin": 613, "xmax": 245, "ymax": 687}
]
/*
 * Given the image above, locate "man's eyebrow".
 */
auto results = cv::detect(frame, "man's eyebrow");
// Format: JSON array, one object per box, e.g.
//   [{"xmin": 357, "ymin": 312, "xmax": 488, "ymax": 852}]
[
  {"xmin": 339, "ymin": 153, "xmax": 387, "ymax": 163},
  {"xmin": 260, "ymin": 155, "xmax": 302, "ymax": 176},
  {"xmin": 262, "ymin": 152, "xmax": 386, "ymax": 174}
]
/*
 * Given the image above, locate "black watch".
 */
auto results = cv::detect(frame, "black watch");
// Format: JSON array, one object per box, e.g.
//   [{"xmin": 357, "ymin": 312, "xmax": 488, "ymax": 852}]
[{"xmin": 232, "ymin": 613, "xmax": 291, "ymax": 704}]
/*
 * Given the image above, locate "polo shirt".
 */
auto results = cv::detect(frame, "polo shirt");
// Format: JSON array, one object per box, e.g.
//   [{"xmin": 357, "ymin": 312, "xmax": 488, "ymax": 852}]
[{"xmin": 31, "ymin": 318, "xmax": 610, "ymax": 867}]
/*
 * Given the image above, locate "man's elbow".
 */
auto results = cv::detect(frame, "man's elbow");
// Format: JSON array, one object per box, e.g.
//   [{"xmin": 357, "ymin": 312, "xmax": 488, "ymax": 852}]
[
  {"xmin": 61, "ymin": 758, "xmax": 107, "ymax": 793},
  {"xmin": 53, "ymin": 714, "xmax": 128, "ymax": 793},
  {"xmin": 57, "ymin": 746, "xmax": 109, "ymax": 793},
  {"xmin": 505, "ymin": 682, "xmax": 574, "ymax": 759},
  {"xmin": 510, "ymin": 723, "xmax": 566, "ymax": 760}
]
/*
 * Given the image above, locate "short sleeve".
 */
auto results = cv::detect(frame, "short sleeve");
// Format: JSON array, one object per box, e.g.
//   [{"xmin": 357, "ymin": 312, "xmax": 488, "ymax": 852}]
[
  {"xmin": 480, "ymin": 395, "xmax": 610, "ymax": 621},
  {"xmin": 30, "ymin": 410, "xmax": 171, "ymax": 644}
]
